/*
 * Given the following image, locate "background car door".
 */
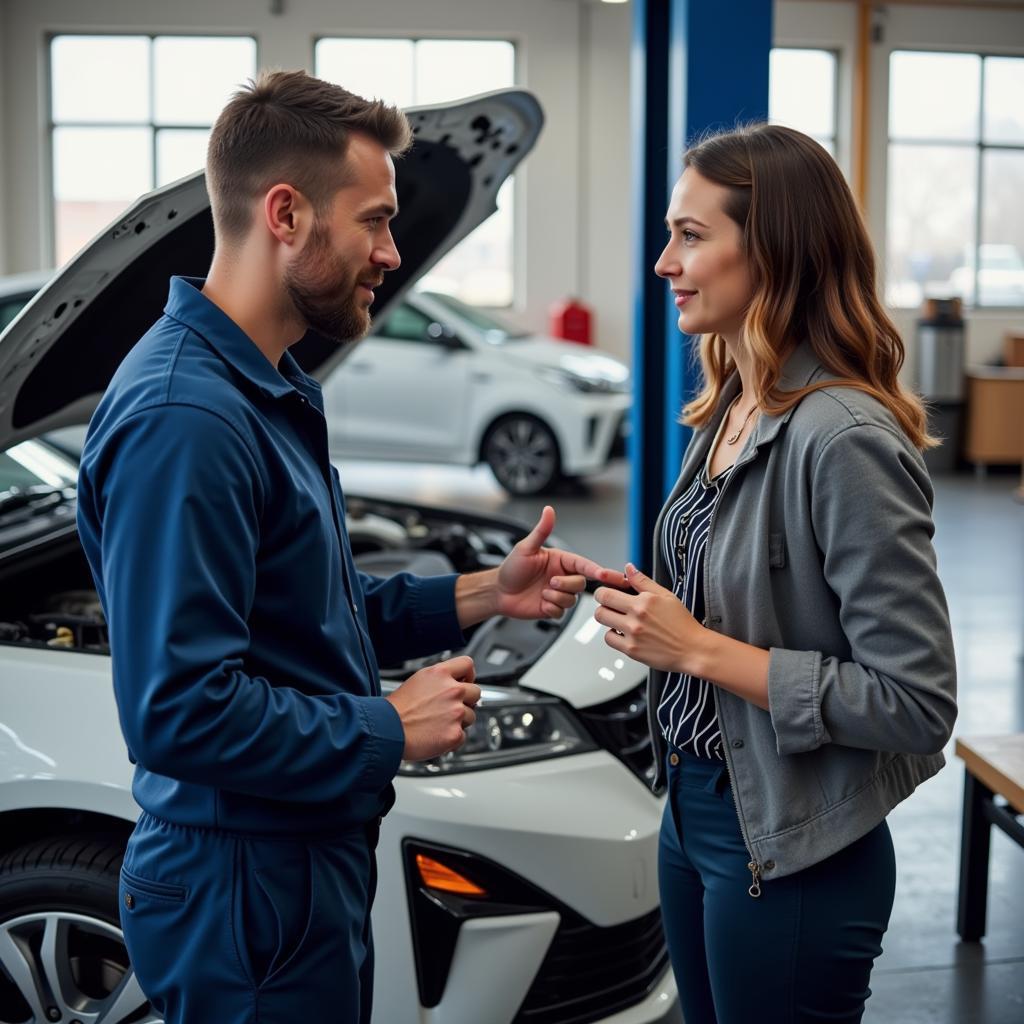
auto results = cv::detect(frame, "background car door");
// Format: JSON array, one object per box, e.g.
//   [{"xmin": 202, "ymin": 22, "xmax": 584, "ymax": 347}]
[{"xmin": 323, "ymin": 301, "xmax": 470, "ymax": 460}]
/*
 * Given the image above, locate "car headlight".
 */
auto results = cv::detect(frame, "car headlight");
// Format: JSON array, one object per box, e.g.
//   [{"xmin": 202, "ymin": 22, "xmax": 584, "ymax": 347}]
[
  {"xmin": 390, "ymin": 685, "xmax": 597, "ymax": 774},
  {"xmin": 535, "ymin": 366, "xmax": 627, "ymax": 394}
]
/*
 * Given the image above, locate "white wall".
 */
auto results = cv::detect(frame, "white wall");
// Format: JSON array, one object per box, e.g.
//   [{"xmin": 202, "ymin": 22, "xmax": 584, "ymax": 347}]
[{"xmin": 0, "ymin": 0, "xmax": 634, "ymax": 357}]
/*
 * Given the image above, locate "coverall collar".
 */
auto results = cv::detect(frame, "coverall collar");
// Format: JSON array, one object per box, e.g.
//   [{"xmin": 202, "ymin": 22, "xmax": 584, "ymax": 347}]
[{"xmin": 164, "ymin": 276, "xmax": 320, "ymax": 402}]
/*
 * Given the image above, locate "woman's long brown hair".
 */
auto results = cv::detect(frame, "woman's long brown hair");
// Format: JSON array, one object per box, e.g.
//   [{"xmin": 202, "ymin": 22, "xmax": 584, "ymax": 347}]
[{"xmin": 680, "ymin": 124, "xmax": 935, "ymax": 449}]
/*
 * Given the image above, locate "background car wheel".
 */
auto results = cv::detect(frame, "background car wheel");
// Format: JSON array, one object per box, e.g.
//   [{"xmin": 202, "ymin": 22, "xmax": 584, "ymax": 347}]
[
  {"xmin": 0, "ymin": 836, "xmax": 160, "ymax": 1024},
  {"xmin": 483, "ymin": 414, "xmax": 562, "ymax": 496}
]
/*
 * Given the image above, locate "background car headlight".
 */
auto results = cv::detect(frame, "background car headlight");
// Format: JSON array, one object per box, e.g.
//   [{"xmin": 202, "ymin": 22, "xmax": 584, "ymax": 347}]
[
  {"xmin": 535, "ymin": 366, "xmax": 629, "ymax": 394},
  {"xmin": 389, "ymin": 685, "xmax": 597, "ymax": 774}
]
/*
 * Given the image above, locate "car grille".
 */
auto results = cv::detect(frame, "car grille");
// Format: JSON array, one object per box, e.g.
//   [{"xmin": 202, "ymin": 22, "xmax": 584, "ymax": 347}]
[
  {"xmin": 578, "ymin": 683, "xmax": 657, "ymax": 788},
  {"xmin": 513, "ymin": 907, "xmax": 669, "ymax": 1024}
]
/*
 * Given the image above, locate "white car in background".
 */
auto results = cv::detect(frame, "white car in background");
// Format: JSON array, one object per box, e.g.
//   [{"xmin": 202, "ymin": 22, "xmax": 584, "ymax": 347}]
[
  {"xmin": 326, "ymin": 290, "xmax": 630, "ymax": 495},
  {"xmin": 0, "ymin": 90, "xmax": 679, "ymax": 1024}
]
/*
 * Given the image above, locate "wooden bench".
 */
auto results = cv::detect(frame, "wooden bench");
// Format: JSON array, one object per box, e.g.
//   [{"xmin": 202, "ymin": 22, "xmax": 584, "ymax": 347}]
[{"xmin": 955, "ymin": 735, "xmax": 1024, "ymax": 941}]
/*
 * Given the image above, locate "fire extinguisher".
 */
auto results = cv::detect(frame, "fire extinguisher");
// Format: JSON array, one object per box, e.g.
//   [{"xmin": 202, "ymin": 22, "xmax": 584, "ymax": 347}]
[{"xmin": 549, "ymin": 297, "xmax": 593, "ymax": 346}]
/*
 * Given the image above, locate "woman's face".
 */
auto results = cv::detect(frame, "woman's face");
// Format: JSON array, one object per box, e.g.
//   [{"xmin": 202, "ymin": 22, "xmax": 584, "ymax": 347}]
[{"xmin": 655, "ymin": 168, "xmax": 754, "ymax": 339}]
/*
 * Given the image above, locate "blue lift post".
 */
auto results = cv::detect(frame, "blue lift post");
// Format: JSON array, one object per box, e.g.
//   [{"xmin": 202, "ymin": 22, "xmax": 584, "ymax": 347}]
[{"xmin": 629, "ymin": 0, "xmax": 772, "ymax": 568}]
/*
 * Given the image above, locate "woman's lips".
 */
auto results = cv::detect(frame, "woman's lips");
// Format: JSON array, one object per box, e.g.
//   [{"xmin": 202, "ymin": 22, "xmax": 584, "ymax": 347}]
[{"xmin": 674, "ymin": 290, "xmax": 697, "ymax": 308}]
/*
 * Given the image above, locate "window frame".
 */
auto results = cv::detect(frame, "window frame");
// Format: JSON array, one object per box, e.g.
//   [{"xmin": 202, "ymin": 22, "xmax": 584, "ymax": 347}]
[
  {"xmin": 313, "ymin": 33, "xmax": 519, "ymax": 308},
  {"xmin": 768, "ymin": 46, "xmax": 841, "ymax": 164},
  {"xmin": 45, "ymin": 30, "xmax": 260, "ymax": 266},
  {"xmin": 886, "ymin": 47, "xmax": 1024, "ymax": 310}
]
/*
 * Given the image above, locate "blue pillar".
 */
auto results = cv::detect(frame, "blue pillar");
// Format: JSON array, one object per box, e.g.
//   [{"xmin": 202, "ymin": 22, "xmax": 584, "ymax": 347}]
[{"xmin": 629, "ymin": 0, "xmax": 772, "ymax": 568}]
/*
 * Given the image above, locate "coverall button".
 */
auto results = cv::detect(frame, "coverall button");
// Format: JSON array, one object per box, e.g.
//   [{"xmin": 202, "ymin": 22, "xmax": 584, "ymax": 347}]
[
  {"xmin": 124, "ymin": 892, "xmax": 134, "ymax": 909},
  {"xmin": 669, "ymin": 752, "xmax": 680, "ymax": 766},
  {"xmin": 764, "ymin": 860, "xmax": 776, "ymax": 871},
  {"xmin": 732, "ymin": 739, "xmax": 744, "ymax": 748}
]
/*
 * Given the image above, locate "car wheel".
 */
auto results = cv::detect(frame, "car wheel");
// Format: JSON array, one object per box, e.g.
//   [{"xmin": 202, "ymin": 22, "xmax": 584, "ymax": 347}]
[
  {"xmin": 0, "ymin": 837, "xmax": 160, "ymax": 1024},
  {"xmin": 483, "ymin": 414, "xmax": 562, "ymax": 496}
]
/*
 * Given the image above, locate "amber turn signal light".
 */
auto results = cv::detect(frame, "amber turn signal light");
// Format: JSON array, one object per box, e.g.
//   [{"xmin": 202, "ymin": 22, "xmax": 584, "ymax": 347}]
[{"xmin": 415, "ymin": 853, "xmax": 487, "ymax": 896}]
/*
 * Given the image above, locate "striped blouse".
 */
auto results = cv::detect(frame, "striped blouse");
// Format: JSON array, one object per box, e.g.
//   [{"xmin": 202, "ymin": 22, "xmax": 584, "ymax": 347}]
[{"xmin": 656, "ymin": 463, "xmax": 733, "ymax": 760}]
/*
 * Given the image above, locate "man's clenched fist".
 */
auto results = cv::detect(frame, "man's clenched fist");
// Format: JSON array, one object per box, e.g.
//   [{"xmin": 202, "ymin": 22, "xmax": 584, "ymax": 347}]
[{"xmin": 385, "ymin": 656, "xmax": 480, "ymax": 761}]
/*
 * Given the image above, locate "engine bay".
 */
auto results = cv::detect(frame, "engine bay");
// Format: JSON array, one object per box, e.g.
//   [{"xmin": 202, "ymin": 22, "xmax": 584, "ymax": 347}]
[{"xmin": 0, "ymin": 495, "xmax": 569, "ymax": 681}]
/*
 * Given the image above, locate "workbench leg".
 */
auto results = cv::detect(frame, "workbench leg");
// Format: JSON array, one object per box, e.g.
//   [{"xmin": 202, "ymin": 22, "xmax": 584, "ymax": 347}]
[{"xmin": 957, "ymin": 770, "xmax": 993, "ymax": 942}]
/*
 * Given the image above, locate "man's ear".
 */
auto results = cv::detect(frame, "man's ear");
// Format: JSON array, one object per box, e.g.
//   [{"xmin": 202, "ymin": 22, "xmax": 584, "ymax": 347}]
[{"xmin": 264, "ymin": 184, "xmax": 307, "ymax": 247}]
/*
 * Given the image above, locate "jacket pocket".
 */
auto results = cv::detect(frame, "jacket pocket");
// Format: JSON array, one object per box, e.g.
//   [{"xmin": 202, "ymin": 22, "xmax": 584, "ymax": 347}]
[{"xmin": 120, "ymin": 866, "xmax": 188, "ymax": 903}]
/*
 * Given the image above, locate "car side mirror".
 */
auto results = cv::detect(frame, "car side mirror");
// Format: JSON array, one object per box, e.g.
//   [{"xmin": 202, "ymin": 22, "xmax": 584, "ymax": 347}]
[{"xmin": 426, "ymin": 321, "xmax": 462, "ymax": 351}]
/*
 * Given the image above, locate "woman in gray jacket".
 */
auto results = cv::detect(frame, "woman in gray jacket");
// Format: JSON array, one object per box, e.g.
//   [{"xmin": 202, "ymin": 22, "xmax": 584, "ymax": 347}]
[{"xmin": 591, "ymin": 124, "xmax": 957, "ymax": 1023}]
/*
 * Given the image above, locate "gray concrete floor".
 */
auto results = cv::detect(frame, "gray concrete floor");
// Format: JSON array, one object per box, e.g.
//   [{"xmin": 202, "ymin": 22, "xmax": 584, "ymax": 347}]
[{"xmin": 338, "ymin": 457, "xmax": 1024, "ymax": 1024}]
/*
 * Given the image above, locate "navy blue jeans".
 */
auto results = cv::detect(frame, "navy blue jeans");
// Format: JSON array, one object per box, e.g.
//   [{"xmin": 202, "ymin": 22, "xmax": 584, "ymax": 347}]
[
  {"xmin": 119, "ymin": 812, "xmax": 378, "ymax": 1024},
  {"xmin": 659, "ymin": 749, "xmax": 896, "ymax": 1024}
]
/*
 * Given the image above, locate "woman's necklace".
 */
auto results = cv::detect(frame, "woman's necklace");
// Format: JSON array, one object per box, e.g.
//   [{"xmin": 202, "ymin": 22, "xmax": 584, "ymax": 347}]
[{"xmin": 725, "ymin": 394, "xmax": 758, "ymax": 445}]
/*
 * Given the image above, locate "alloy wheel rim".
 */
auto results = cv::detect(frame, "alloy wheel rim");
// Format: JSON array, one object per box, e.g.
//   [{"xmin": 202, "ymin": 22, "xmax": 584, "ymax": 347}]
[
  {"xmin": 0, "ymin": 912, "xmax": 160, "ymax": 1024},
  {"xmin": 488, "ymin": 419, "xmax": 557, "ymax": 493}
]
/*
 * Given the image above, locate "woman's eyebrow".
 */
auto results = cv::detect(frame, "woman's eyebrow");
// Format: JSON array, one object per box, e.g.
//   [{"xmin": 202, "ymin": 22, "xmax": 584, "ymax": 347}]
[{"xmin": 666, "ymin": 215, "xmax": 710, "ymax": 229}]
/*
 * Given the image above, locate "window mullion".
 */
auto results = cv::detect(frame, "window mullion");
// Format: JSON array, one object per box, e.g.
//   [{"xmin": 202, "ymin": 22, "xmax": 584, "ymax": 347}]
[
  {"xmin": 973, "ymin": 58, "xmax": 986, "ymax": 308},
  {"xmin": 149, "ymin": 35, "xmax": 158, "ymax": 189}
]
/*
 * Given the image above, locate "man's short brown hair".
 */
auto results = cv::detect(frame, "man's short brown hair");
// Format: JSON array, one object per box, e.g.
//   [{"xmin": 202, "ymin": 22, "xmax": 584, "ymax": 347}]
[{"xmin": 206, "ymin": 69, "xmax": 413, "ymax": 243}]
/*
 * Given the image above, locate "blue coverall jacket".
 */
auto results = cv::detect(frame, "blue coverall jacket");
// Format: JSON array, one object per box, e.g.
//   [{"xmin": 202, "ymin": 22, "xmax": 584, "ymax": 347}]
[{"xmin": 77, "ymin": 276, "xmax": 465, "ymax": 837}]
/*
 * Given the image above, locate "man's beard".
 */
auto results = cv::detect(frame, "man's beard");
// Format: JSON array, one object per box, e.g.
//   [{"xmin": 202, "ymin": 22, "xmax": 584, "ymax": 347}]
[{"xmin": 283, "ymin": 222, "xmax": 376, "ymax": 344}]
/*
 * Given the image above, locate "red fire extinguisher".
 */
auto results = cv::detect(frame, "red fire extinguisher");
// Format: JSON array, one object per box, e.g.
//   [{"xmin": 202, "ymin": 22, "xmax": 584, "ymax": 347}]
[{"xmin": 549, "ymin": 297, "xmax": 593, "ymax": 346}]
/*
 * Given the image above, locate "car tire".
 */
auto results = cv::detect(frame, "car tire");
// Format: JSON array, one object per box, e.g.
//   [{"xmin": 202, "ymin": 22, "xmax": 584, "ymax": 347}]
[
  {"xmin": 0, "ymin": 836, "xmax": 160, "ymax": 1023},
  {"xmin": 483, "ymin": 414, "xmax": 562, "ymax": 496}
]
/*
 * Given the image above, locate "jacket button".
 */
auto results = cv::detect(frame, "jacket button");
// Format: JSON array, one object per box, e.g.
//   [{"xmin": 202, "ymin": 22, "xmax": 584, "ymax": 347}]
[
  {"xmin": 764, "ymin": 860, "xmax": 776, "ymax": 871},
  {"xmin": 669, "ymin": 752, "xmax": 680, "ymax": 766},
  {"xmin": 124, "ymin": 893, "xmax": 134, "ymax": 909},
  {"xmin": 732, "ymin": 739, "xmax": 744, "ymax": 748}
]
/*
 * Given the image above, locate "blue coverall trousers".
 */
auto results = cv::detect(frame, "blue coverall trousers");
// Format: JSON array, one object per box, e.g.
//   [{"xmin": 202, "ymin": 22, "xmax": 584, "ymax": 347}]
[
  {"xmin": 119, "ymin": 811, "xmax": 379, "ymax": 1024},
  {"xmin": 659, "ymin": 748, "xmax": 897, "ymax": 1024}
]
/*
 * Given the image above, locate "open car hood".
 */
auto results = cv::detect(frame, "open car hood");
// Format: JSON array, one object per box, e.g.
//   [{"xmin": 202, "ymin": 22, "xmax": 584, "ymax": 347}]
[{"xmin": 0, "ymin": 89, "xmax": 543, "ymax": 450}]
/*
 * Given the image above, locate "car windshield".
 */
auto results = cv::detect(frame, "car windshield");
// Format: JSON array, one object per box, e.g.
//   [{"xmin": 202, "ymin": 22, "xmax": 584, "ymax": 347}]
[
  {"xmin": 0, "ymin": 442, "xmax": 77, "ymax": 523},
  {"xmin": 420, "ymin": 291, "xmax": 530, "ymax": 344}
]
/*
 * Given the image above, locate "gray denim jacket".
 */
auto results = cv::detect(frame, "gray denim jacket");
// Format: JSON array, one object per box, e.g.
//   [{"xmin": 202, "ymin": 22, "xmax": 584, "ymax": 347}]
[{"xmin": 648, "ymin": 343, "xmax": 957, "ymax": 885}]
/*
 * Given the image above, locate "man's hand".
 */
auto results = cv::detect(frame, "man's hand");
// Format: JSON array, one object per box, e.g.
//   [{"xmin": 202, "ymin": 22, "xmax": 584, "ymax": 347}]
[
  {"xmin": 593, "ymin": 563, "xmax": 709, "ymax": 674},
  {"xmin": 494, "ymin": 505, "xmax": 618, "ymax": 620},
  {"xmin": 385, "ymin": 656, "xmax": 481, "ymax": 761}
]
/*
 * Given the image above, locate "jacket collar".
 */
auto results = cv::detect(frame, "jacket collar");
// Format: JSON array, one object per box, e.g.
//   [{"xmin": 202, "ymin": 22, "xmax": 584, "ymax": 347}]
[
  {"xmin": 164, "ymin": 276, "xmax": 321, "ymax": 403},
  {"xmin": 676, "ymin": 341, "xmax": 825, "ymax": 485}
]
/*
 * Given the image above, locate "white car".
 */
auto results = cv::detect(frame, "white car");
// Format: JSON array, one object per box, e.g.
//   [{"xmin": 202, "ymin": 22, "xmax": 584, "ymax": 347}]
[
  {"xmin": 325, "ymin": 290, "xmax": 631, "ymax": 496},
  {"xmin": 0, "ymin": 90, "xmax": 679, "ymax": 1024}
]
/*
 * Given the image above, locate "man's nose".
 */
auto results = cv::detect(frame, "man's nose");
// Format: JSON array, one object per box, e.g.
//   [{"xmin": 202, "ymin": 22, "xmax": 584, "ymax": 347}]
[{"xmin": 375, "ymin": 230, "xmax": 401, "ymax": 271}]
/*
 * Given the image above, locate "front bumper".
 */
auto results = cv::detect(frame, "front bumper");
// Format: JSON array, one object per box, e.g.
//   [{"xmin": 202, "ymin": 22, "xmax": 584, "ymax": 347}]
[
  {"xmin": 372, "ymin": 749, "xmax": 676, "ymax": 1024},
  {"xmin": 559, "ymin": 392, "xmax": 631, "ymax": 475}
]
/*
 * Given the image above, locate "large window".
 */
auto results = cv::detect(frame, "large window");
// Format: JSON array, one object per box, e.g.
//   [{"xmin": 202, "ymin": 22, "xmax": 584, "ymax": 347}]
[
  {"xmin": 886, "ymin": 51, "xmax": 1024, "ymax": 309},
  {"xmin": 315, "ymin": 37, "xmax": 516, "ymax": 306},
  {"xmin": 769, "ymin": 48, "xmax": 838, "ymax": 157},
  {"xmin": 49, "ymin": 34, "xmax": 257, "ymax": 266}
]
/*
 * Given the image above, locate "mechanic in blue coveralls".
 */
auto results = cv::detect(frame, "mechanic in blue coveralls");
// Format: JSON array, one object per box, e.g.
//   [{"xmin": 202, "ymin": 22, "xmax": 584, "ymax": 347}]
[{"xmin": 77, "ymin": 70, "xmax": 605, "ymax": 1024}]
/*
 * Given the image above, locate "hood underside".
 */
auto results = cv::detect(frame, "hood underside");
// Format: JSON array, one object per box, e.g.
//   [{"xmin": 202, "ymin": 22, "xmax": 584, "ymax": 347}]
[{"xmin": 0, "ymin": 89, "xmax": 543, "ymax": 450}]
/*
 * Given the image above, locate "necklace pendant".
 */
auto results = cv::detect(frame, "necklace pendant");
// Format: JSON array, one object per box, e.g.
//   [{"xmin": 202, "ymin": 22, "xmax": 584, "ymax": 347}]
[{"xmin": 725, "ymin": 429, "xmax": 740, "ymax": 445}]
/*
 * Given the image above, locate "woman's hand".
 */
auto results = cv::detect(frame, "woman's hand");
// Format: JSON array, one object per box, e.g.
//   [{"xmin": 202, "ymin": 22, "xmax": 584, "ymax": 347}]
[{"xmin": 593, "ymin": 563, "xmax": 709, "ymax": 674}]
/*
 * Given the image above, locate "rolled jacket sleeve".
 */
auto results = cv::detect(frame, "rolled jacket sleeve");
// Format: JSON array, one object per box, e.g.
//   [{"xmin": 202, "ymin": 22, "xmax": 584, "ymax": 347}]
[
  {"xmin": 90, "ymin": 403, "xmax": 405, "ymax": 801},
  {"xmin": 767, "ymin": 423, "xmax": 957, "ymax": 756}
]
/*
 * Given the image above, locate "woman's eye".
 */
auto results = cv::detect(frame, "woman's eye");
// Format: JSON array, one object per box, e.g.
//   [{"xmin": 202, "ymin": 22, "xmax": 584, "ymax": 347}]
[{"xmin": 682, "ymin": 230, "xmax": 699, "ymax": 244}]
